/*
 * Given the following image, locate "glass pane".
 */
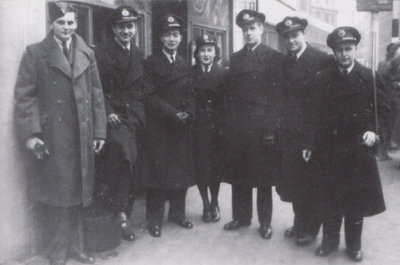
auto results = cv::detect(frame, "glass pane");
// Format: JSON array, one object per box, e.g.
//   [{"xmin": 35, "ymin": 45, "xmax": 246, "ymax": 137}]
[{"xmin": 75, "ymin": 6, "xmax": 90, "ymax": 44}]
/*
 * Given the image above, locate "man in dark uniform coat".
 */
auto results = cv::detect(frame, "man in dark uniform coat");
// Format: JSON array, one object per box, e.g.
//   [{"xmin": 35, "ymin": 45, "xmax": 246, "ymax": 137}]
[
  {"xmin": 275, "ymin": 16, "xmax": 331, "ymax": 246},
  {"xmin": 95, "ymin": 6, "xmax": 146, "ymax": 242},
  {"xmin": 223, "ymin": 9, "xmax": 283, "ymax": 239},
  {"xmin": 14, "ymin": 2, "xmax": 106, "ymax": 265},
  {"xmin": 313, "ymin": 26, "xmax": 388, "ymax": 262},
  {"xmin": 142, "ymin": 14, "xmax": 195, "ymax": 237}
]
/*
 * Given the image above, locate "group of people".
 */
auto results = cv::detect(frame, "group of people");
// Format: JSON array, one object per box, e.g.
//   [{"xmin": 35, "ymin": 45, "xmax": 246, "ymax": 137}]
[{"xmin": 14, "ymin": 1, "xmax": 389, "ymax": 265}]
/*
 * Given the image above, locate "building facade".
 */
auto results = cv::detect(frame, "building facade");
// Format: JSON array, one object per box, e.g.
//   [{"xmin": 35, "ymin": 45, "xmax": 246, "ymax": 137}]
[{"xmin": 0, "ymin": 0, "xmax": 232, "ymax": 261}]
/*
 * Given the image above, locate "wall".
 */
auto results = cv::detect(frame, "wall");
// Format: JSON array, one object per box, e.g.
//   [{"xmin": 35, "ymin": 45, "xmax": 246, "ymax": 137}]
[{"xmin": 0, "ymin": 0, "xmax": 47, "ymax": 262}]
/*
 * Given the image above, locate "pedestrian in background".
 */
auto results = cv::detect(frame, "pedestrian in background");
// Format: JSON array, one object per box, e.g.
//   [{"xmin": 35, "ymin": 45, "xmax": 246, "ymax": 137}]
[
  {"xmin": 192, "ymin": 34, "xmax": 227, "ymax": 223},
  {"xmin": 14, "ymin": 1, "xmax": 107, "ymax": 264},
  {"xmin": 94, "ymin": 5, "xmax": 147, "ymax": 242},
  {"xmin": 223, "ymin": 9, "xmax": 283, "ymax": 239},
  {"xmin": 387, "ymin": 44, "xmax": 400, "ymax": 150},
  {"xmin": 313, "ymin": 26, "xmax": 388, "ymax": 262},
  {"xmin": 141, "ymin": 14, "xmax": 195, "ymax": 238},
  {"xmin": 376, "ymin": 42, "xmax": 400, "ymax": 159},
  {"xmin": 275, "ymin": 16, "xmax": 331, "ymax": 246}
]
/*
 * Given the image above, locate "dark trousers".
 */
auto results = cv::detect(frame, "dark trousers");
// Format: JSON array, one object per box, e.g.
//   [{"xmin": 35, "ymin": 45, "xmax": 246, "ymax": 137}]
[
  {"xmin": 231, "ymin": 184, "xmax": 272, "ymax": 225},
  {"xmin": 322, "ymin": 214, "xmax": 363, "ymax": 251},
  {"xmin": 292, "ymin": 200, "xmax": 321, "ymax": 237},
  {"xmin": 146, "ymin": 188, "xmax": 187, "ymax": 227},
  {"xmin": 39, "ymin": 203, "xmax": 84, "ymax": 261},
  {"xmin": 105, "ymin": 162, "xmax": 135, "ymax": 216}
]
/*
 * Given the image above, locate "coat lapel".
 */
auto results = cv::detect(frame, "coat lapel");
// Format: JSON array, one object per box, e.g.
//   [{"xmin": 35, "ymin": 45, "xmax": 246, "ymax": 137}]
[
  {"xmin": 328, "ymin": 66, "xmax": 363, "ymax": 99},
  {"xmin": 71, "ymin": 34, "xmax": 90, "ymax": 80},
  {"xmin": 123, "ymin": 46, "xmax": 143, "ymax": 88},
  {"xmin": 152, "ymin": 52, "xmax": 188, "ymax": 83},
  {"xmin": 43, "ymin": 33, "xmax": 72, "ymax": 78}
]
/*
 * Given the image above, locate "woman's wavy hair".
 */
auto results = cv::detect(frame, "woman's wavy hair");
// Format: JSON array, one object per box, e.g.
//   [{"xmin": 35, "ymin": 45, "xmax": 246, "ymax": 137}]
[{"xmin": 194, "ymin": 43, "xmax": 221, "ymax": 65}]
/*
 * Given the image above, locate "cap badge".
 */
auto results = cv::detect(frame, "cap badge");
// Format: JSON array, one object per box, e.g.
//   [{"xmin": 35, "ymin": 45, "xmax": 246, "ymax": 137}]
[
  {"xmin": 338, "ymin": 29, "xmax": 346, "ymax": 37},
  {"xmin": 122, "ymin": 9, "xmax": 129, "ymax": 17},
  {"xmin": 204, "ymin": 35, "xmax": 209, "ymax": 41},
  {"xmin": 168, "ymin": 16, "xmax": 174, "ymax": 23},
  {"xmin": 243, "ymin": 13, "xmax": 250, "ymax": 21},
  {"xmin": 285, "ymin": 19, "xmax": 293, "ymax": 26}
]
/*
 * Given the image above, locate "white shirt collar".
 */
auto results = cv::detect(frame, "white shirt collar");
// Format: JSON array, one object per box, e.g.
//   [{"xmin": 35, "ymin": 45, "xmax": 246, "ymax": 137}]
[
  {"xmin": 114, "ymin": 37, "xmax": 131, "ymax": 51},
  {"xmin": 294, "ymin": 43, "xmax": 307, "ymax": 59},
  {"xmin": 339, "ymin": 62, "xmax": 355, "ymax": 75},
  {"xmin": 201, "ymin": 63, "xmax": 213, "ymax": 73},
  {"xmin": 53, "ymin": 35, "xmax": 72, "ymax": 51},
  {"xmin": 252, "ymin": 42, "xmax": 261, "ymax": 51},
  {"xmin": 248, "ymin": 41, "xmax": 261, "ymax": 51},
  {"xmin": 162, "ymin": 49, "xmax": 177, "ymax": 64}
]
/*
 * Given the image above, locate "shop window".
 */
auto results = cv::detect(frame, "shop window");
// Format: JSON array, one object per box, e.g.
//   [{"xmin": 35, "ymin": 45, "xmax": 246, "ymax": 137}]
[{"xmin": 191, "ymin": 25, "xmax": 227, "ymax": 66}]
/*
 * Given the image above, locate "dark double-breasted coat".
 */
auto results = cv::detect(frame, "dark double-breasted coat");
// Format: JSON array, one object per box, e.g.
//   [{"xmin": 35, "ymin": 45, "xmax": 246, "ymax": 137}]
[
  {"xmin": 276, "ymin": 45, "xmax": 331, "ymax": 202},
  {"xmin": 94, "ymin": 39, "xmax": 147, "ymax": 210},
  {"xmin": 223, "ymin": 44, "xmax": 283, "ymax": 188},
  {"xmin": 313, "ymin": 61, "xmax": 388, "ymax": 217},
  {"xmin": 95, "ymin": 39, "xmax": 146, "ymax": 166},
  {"xmin": 191, "ymin": 63, "xmax": 227, "ymax": 185},
  {"xmin": 14, "ymin": 33, "xmax": 107, "ymax": 207},
  {"xmin": 140, "ymin": 52, "xmax": 196, "ymax": 190}
]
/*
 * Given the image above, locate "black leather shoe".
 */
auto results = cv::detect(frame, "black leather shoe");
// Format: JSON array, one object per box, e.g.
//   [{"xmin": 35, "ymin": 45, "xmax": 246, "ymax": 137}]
[
  {"xmin": 315, "ymin": 244, "xmax": 338, "ymax": 257},
  {"xmin": 211, "ymin": 206, "xmax": 221, "ymax": 222},
  {"xmin": 70, "ymin": 252, "xmax": 95, "ymax": 264},
  {"xmin": 346, "ymin": 249, "xmax": 363, "ymax": 262},
  {"xmin": 223, "ymin": 220, "xmax": 250, "ymax": 231},
  {"xmin": 284, "ymin": 226, "xmax": 296, "ymax": 237},
  {"xmin": 148, "ymin": 225, "xmax": 161, "ymax": 237},
  {"xmin": 121, "ymin": 226, "xmax": 135, "ymax": 241},
  {"xmin": 171, "ymin": 218, "xmax": 193, "ymax": 229},
  {"xmin": 259, "ymin": 224, "xmax": 273, "ymax": 239},
  {"xmin": 202, "ymin": 207, "xmax": 212, "ymax": 222},
  {"xmin": 296, "ymin": 234, "xmax": 316, "ymax": 246}
]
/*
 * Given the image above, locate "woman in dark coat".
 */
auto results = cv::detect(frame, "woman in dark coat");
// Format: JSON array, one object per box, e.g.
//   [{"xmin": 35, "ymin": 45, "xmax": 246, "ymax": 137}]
[
  {"xmin": 191, "ymin": 35, "xmax": 227, "ymax": 223},
  {"xmin": 141, "ymin": 14, "xmax": 195, "ymax": 237}
]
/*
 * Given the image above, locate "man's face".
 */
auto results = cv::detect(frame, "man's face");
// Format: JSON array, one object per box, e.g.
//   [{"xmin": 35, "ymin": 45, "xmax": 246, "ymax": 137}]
[
  {"xmin": 333, "ymin": 42, "xmax": 357, "ymax": 68},
  {"xmin": 52, "ymin": 12, "xmax": 77, "ymax": 41},
  {"xmin": 242, "ymin": 22, "xmax": 263, "ymax": 45},
  {"xmin": 283, "ymin": 30, "xmax": 306, "ymax": 54},
  {"xmin": 198, "ymin": 45, "xmax": 216, "ymax": 66},
  {"xmin": 112, "ymin": 21, "xmax": 136, "ymax": 45},
  {"xmin": 160, "ymin": 29, "xmax": 182, "ymax": 53}
]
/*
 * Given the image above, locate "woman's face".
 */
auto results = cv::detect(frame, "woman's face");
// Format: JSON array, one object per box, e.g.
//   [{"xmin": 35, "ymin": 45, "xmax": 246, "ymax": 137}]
[{"xmin": 198, "ymin": 45, "xmax": 216, "ymax": 66}]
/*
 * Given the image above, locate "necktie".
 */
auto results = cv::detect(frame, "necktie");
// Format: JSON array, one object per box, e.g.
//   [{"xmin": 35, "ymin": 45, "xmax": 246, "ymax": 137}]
[
  {"xmin": 124, "ymin": 47, "xmax": 130, "ymax": 55},
  {"xmin": 342, "ymin": 69, "xmax": 348, "ymax": 76},
  {"xmin": 205, "ymin": 65, "xmax": 210, "ymax": 73},
  {"xmin": 170, "ymin": 55, "xmax": 175, "ymax": 65},
  {"xmin": 62, "ymin": 41, "xmax": 69, "ymax": 61}
]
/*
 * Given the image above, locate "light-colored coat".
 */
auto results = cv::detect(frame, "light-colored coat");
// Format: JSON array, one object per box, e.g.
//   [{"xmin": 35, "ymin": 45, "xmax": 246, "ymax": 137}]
[{"xmin": 14, "ymin": 33, "xmax": 107, "ymax": 207}]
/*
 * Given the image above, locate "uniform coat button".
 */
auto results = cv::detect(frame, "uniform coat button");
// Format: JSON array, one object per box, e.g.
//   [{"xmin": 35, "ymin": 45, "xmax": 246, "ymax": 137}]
[
  {"xmin": 53, "ymin": 81, "xmax": 57, "ymax": 85},
  {"xmin": 57, "ymin": 117, "xmax": 62, "ymax": 122},
  {"xmin": 126, "ymin": 103, "xmax": 130, "ymax": 107},
  {"xmin": 86, "ymin": 99, "xmax": 89, "ymax": 104},
  {"xmin": 57, "ymin": 100, "xmax": 62, "ymax": 104}
]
